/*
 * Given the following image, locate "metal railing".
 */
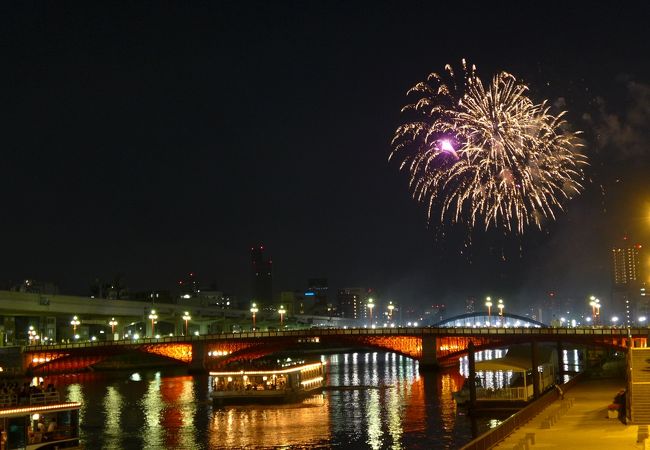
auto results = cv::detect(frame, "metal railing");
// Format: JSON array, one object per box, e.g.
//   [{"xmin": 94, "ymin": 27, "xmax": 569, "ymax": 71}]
[
  {"xmin": 0, "ymin": 391, "xmax": 60, "ymax": 407},
  {"xmin": 24, "ymin": 327, "xmax": 647, "ymax": 353},
  {"xmin": 460, "ymin": 372, "xmax": 585, "ymax": 450}
]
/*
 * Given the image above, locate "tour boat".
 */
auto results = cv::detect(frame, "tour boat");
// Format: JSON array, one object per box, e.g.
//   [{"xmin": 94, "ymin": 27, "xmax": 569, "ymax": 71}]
[
  {"xmin": 210, "ymin": 358, "xmax": 325, "ymax": 405},
  {"xmin": 0, "ymin": 391, "xmax": 81, "ymax": 449}
]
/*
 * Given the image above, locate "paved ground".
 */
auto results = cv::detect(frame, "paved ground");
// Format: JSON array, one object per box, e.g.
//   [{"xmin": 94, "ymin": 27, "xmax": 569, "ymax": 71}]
[{"xmin": 493, "ymin": 377, "xmax": 646, "ymax": 449}]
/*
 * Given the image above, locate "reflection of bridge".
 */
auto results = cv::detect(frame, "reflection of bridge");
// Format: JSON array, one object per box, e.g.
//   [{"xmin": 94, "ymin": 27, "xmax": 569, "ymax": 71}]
[{"xmin": 23, "ymin": 326, "xmax": 648, "ymax": 375}]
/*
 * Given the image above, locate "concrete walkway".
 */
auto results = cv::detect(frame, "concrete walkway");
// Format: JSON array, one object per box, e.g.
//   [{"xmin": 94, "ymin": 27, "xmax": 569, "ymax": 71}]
[{"xmin": 493, "ymin": 378, "xmax": 645, "ymax": 449}]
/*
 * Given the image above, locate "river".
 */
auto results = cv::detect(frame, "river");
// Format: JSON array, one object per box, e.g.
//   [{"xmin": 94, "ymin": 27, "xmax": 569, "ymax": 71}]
[{"xmin": 45, "ymin": 349, "xmax": 580, "ymax": 449}]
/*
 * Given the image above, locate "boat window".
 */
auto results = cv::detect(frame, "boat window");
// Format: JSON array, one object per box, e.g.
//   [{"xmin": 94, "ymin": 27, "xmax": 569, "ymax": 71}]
[{"xmin": 6, "ymin": 417, "xmax": 27, "ymax": 449}]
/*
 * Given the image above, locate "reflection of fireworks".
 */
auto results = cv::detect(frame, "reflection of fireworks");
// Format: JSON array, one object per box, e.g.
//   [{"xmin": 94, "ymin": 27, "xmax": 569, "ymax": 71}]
[{"xmin": 391, "ymin": 60, "xmax": 587, "ymax": 234}]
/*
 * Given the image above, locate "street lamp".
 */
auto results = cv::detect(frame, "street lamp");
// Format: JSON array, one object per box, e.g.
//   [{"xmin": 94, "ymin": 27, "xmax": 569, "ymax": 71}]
[
  {"xmin": 109, "ymin": 318, "xmax": 118, "ymax": 336},
  {"xmin": 28, "ymin": 326, "xmax": 38, "ymax": 345},
  {"xmin": 70, "ymin": 316, "xmax": 80, "ymax": 336},
  {"xmin": 367, "ymin": 298, "xmax": 375, "ymax": 327},
  {"xmin": 387, "ymin": 301, "xmax": 395, "ymax": 322},
  {"xmin": 589, "ymin": 296, "xmax": 599, "ymax": 323},
  {"xmin": 182, "ymin": 311, "xmax": 191, "ymax": 336},
  {"xmin": 148, "ymin": 310, "xmax": 158, "ymax": 337},
  {"xmin": 250, "ymin": 303, "xmax": 258, "ymax": 330},
  {"xmin": 485, "ymin": 297, "xmax": 493, "ymax": 326},
  {"xmin": 278, "ymin": 305, "xmax": 286, "ymax": 328},
  {"xmin": 497, "ymin": 299, "xmax": 504, "ymax": 325},
  {"xmin": 594, "ymin": 301, "xmax": 601, "ymax": 325},
  {"xmin": 611, "ymin": 316, "xmax": 619, "ymax": 326}
]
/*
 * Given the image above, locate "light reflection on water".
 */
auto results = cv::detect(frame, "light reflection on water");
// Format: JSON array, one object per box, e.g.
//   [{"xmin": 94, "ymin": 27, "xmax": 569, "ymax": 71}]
[{"xmin": 49, "ymin": 351, "xmax": 512, "ymax": 449}]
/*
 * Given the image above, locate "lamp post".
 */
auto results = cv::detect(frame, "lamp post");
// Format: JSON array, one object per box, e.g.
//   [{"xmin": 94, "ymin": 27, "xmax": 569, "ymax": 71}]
[
  {"xmin": 589, "ymin": 296, "xmax": 598, "ymax": 323},
  {"xmin": 485, "ymin": 297, "xmax": 493, "ymax": 326},
  {"xmin": 109, "ymin": 318, "xmax": 118, "ymax": 336},
  {"xmin": 387, "ymin": 301, "xmax": 395, "ymax": 323},
  {"xmin": 497, "ymin": 299, "xmax": 504, "ymax": 325},
  {"xmin": 278, "ymin": 305, "xmax": 286, "ymax": 328},
  {"xmin": 148, "ymin": 310, "xmax": 158, "ymax": 337},
  {"xmin": 594, "ymin": 301, "xmax": 601, "ymax": 325},
  {"xmin": 182, "ymin": 312, "xmax": 191, "ymax": 336},
  {"xmin": 28, "ymin": 326, "xmax": 38, "ymax": 345},
  {"xmin": 367, "ymin": 298, "xmax": 375, "ymax": 327},
  {"xmin": 250, "ymin": 303, "xmax": 258, "ymax": 330},
  {"xmin": 70, "ymin": 316, "xmax": 80, "ymax": 336}
]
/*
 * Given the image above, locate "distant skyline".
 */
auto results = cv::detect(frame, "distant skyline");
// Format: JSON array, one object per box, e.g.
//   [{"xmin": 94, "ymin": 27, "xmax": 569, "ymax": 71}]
[{"xmin": 2, "ymin": 2, "xmax": 649, "ymax": 314}]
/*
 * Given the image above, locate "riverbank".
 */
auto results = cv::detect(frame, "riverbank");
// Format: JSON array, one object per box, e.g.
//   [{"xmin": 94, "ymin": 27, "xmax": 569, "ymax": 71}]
[{"xmin": 492, "ymin": 376, "xmax": 640, "ymax": 449}]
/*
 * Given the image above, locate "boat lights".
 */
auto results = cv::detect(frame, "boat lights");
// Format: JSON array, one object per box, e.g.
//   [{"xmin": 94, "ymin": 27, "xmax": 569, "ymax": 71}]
[
  {"xmin": 0, "ymin": 402, "xmax": 81, "ymax": 417},
  {"xmin": 210, "ymin": 362, "xmax": 323, "ymax": 377}
]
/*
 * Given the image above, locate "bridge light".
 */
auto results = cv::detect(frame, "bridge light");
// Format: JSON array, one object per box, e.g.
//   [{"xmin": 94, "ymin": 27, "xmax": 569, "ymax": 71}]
[
  {"xmin": 367, "ymin": 298, "xmax": 375, "ymax": 327},
  {"xmin": 182, "ymin": 312, "xmax": 192, "ymax": 336},
  {"xmin": 148, "ymin": 310, "xmax": 158, "ymax": 337},
  {"xmin": 109, "ymin": 318, "xmax": 118, "ymax": 336},
  {"xmin": 70, "ymin": 316, "xmax": 81, "ymax": 335},
  {"xmin": 485, "ymin": 298, "xmax": 493, "ymax": 325},
  {"xmin": 250, "ymin": 303, "xmax": 258, "ymax": 330},
  {"xmin": 497, "ymin": 299, "xmax": 504, "ymax": 321}
]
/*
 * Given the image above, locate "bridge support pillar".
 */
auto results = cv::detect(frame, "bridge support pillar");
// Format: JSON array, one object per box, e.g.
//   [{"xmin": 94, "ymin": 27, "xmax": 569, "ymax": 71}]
[
  {"xmin": 419, "ymin": 335, "xmax": 438, "ymax": 371},
  {"xmin": 531, "ymin": 340, "xmax": 540, "ymax": 399},
  {"xmin": 189, "ymin": 341, "xmax": 208, "ymax": 373},
  {"xmin": 468, "ymin": 341, "xmax": 477, "ymax": 410},
  {"xmin": 556, "ymin": 340, "xmax": 564, "ymax": 382}
]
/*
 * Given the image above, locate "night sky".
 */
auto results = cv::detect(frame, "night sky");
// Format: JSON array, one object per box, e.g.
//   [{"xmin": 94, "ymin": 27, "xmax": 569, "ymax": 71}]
[{"xmin": 2, "ymin": 2, "xmax": 649, "ymax": 313}]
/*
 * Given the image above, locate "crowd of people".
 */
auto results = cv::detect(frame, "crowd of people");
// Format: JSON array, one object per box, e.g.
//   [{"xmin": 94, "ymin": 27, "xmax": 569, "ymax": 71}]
[{"xmin": 0, "ymin": 379, "xmax": 57, "ymax": 405}]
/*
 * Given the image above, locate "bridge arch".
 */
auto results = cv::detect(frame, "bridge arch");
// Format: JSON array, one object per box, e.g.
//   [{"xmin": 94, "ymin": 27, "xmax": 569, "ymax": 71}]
[{"xmin": 435, "ymin": 312, "xmax": 546, "ymax": 328}]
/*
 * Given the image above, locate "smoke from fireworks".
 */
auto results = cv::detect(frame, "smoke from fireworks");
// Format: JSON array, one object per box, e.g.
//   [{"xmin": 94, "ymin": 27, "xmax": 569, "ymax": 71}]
[{"xmin": 391, "ymin": 60, "xmax": 587, "ymax": 234}]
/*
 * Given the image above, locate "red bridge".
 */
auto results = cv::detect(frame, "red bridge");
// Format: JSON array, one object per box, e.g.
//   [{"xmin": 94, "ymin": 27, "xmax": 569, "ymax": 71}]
[{"xmin": 23, "ymin": 326, "xmax": 648, "ymax": 375}]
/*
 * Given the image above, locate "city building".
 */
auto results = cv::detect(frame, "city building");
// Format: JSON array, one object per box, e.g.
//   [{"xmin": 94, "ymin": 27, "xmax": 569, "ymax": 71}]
[
  {"xmin": 336, "ymin": 288, "xmax": 371, "ymax": 320},
  {"xmin": 306, "ymin": 278, "xmax": 329, "ymax": 314},
  {"xmin": 251, "ymin": 244, "xmax": 273, "ymax": 304},
  {"xmin": 611, "ymin": 237, "xmax": 645, "ymax": 325}
]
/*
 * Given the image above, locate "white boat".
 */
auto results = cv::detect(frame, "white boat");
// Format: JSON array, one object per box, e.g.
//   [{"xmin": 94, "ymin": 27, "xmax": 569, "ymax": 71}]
[
  {"xmin": 0, "ymin": 391, "xmax": 81, "ymax": 449},
  {"xmin": 210, "ymin": 358, "xmax": 325, "ymax": 405}
]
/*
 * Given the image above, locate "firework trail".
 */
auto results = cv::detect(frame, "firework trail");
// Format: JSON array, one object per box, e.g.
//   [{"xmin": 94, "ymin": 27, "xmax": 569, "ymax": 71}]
[{"xmin": 391, "ymin": 60, "xmax": 587, "ymax": 234}]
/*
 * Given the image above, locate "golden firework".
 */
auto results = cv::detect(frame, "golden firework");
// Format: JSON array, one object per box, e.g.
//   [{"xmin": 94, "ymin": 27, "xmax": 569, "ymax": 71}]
[{"xmin": 391, "ymin": 60, "xmax": 587, "ymax": 234}]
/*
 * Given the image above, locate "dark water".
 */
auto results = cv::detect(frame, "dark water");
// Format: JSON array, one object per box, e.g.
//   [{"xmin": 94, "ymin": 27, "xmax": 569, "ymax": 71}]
[{"xmin": 50, "ymin": 351, "xmax": 526, "ymax": 449}]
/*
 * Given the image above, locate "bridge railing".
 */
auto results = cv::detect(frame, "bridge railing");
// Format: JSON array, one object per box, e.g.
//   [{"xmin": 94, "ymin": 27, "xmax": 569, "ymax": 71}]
[{"xmin": 24, "ymin": 327, "xmax": 647, "ymax": 352}]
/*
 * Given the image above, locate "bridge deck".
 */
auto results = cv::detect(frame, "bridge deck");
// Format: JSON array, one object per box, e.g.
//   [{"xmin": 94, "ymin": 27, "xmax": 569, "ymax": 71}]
[{"xmin": 25, "ymin": 327, "xmax": 648, "ymax": 352}]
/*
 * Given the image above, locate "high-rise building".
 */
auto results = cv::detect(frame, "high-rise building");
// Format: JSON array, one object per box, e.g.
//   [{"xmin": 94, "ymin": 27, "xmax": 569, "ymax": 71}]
[
  {"xmin": 611, "ymin": 238, "xmax": 645, "ymax": 326},
  {"xmin": 337, "ymin": 288, "xmax": 369, "ymax": 320},
  {"xmin": 251, "ymin": 244, "xmax": 272, "ymax": 304},
  {"xmin": 612, "ymin": 240, "xmax": 641, "ymax": 285}
]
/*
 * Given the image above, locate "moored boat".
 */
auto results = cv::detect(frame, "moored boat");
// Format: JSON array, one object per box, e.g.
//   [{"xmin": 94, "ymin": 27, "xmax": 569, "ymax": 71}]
[
  {"xmin": 210, "ymin": 357, "xmax": 325, "ymax": 405},
  {"xmin": 0, "ymin": 391, "xmax": 81, "ymax": 449}
]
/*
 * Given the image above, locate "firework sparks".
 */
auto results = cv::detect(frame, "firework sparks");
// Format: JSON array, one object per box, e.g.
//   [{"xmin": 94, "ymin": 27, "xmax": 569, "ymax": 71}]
[{"xmin": 391, "ymin": 60, "xmax": 587, "ymax": 234}]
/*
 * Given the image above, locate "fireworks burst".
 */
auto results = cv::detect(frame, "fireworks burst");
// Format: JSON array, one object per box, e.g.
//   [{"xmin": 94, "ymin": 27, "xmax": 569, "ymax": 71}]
[{"xmin": 391, "ymin": 60, "xmax": 587, "ymax": 234}]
